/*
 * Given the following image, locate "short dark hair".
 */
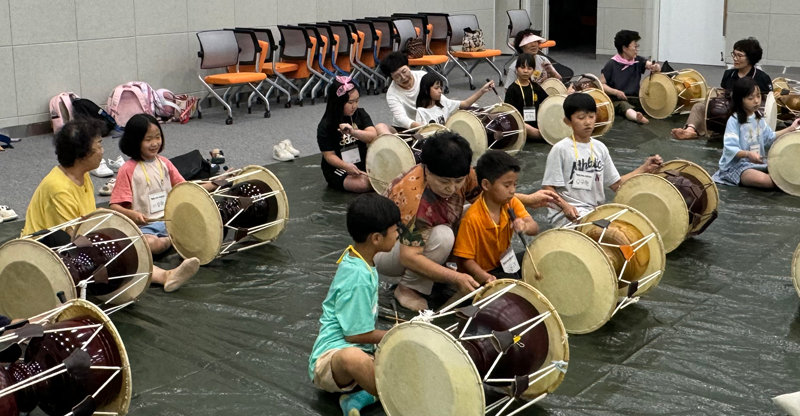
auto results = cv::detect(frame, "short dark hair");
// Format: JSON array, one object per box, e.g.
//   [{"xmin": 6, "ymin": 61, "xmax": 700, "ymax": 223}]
[
  {"xmin": 420, "ymin": 130, "xmax": 472, "ymax": 178},
  {"xmin": 733, "ymin": 37, "xmax": 763, "ymax": 66},
  {"xmin": 415, "ymin": 72, "xmax": 444, "ymax": 109},
  {"xmin": 347, "ymin": 193, "xmax": 400, "ymax": 243},
  {"xmin": 516, "ymin": 53, "xmax": 536, "ymax": 69},
  {"xmin": 476, "ymin": 150, "xmax": 520, "ymax": 185},
  {"xmin": 379, "ymin": 52, "xmax": 409, "ymax": 76},
  {"xmin": 613, "ymin": 30, "xmax": 641, "ymax": 54},
  {"xmin": 119, "ymin": 113, "xmax": 164, "ymax": 161},
  {"xmin": 512, "ymin": 29, "xmax": 538, "ymax": 53},
  {"xmin": 731, "ymin": 77, "xmax": 760, "ymax": 124},
  {"xmin": 54, "ymin": 118, "xmax": 104, "ymax": 167},
  {"xmin": 563, "ymin": 92, "xmax": 596, "ymax": 119}
]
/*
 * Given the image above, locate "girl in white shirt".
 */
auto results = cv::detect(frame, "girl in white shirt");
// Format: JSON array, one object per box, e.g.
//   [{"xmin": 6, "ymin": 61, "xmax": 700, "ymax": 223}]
[{"xmin": 414, "ymin": 73, "xmax": 494, "ymax": 125}]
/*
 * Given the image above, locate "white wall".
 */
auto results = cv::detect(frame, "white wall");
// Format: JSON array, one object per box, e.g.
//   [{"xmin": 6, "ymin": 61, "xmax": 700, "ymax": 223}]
[
  {"xmin": 0, "ymin": 0, "xmax": 497, "ymax": 130},
  {"xmin": 595, "ymin": 0, "xmax": 656, "ymax": 58}
]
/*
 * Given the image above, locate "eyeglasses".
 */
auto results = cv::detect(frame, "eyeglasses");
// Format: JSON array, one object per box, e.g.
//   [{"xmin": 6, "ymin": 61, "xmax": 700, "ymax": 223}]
[
  {"xmin": 628, "ymin": 43, "xmax": 640, "ymax": 50},
  {"xmin": 731, "ymin": 52, "xmax": 747, "ymax": 60}
]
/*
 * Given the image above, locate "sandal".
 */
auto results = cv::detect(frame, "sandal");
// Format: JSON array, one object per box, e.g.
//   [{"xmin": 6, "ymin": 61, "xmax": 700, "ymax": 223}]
[{"xmin": 98, "ymin": 179, "xmax": 116, "ymax": 196}]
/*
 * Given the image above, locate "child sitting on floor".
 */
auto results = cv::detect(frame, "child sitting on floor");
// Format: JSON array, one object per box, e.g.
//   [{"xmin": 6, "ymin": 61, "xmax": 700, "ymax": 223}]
[{"xmin": 414, "ymin": 73, "xmax": 494, "ymax": 125}]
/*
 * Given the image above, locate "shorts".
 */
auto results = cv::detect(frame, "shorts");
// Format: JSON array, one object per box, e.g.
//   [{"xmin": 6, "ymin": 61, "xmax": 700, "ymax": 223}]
[
  {"xmin": 321, "ymin": 166, "xmax": 347, "ymax": 191},
  {"xmin": 312, "ymin": 348, "xmax": 360, "ymax": 393},
  {"xmin": 612, "ymin": 97, "xmax": 642, "ymax": 115},
  {"xmin": 140, "ymin": 221, "xmax": 168, "ymax": 237}
]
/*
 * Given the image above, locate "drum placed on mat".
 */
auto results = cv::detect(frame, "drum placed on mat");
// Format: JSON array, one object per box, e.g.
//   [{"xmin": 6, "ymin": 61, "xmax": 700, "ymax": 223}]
[
  {"xmin": 767, "ymin": 131, "xmax": 800, "ymax": 197},
  {"xmin": 0, "ymin": 299, "xmax": 132, "ymax": 416},
  {"xmin": 165, "ymin": 165, "xmax": 289, "ymax": 265},
  {"xmin": 446, "ymin": 103, "xmax": 525, "ymax": 164},
  {"xmin": 537, "ymin": 94, "xmax": 571, "ymax": 145},
  {"xmin": 639, "ymin": 69, "xmax": 708, "ymax": 119},
  {"xmin": 375, "ymin": 279, "xmax": 568, "ymax": 415},
  {"xmin": 773, "ymin": 76, "xmax": 800, "ymax": 120},
  {"xmin": 366, "ymin": 134, "xmax": 417, "ymax": 194},
  {"xmin": 0, "ymin": 209, "xmax": 152, "ymax": 319},
  {"xmin": 583, "ymin": 88, "xmax": 615, "ymax": 137},
  {"xmin": 792, "ymin": 242, "xmax": 800, "ymax": 298},
  {"xmin": 521, "ymin": 204, "xmax": 665, "ymax": 334},
  {"xmin": 705, "ymin": 87, "xmax": 730, "ymax": 135},
  {"xmin": 540, "ymin": 78, "xmax": 567, "ymax": 97},
  {"xmin": 613, "ymin": 159, "xmax": 719, "ymax": 253}
]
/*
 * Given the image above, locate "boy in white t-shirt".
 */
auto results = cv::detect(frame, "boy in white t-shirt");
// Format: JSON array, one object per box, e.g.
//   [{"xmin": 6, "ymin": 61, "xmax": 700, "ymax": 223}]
[
  {"xmin": 542, "ymin": 93, "xmax": 662, "ymax": 226},
  {"xmin": 414, "ymin": 72, "xmax": 494, "ymax": 125}
]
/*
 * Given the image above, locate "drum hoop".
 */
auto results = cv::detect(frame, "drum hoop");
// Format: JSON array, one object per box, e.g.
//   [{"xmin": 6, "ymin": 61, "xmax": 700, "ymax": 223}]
[
  {"xmin": 792, "ymin": 243, "xmax": 800, "ymax": 298},
  {"xmin": 165, "ymin": 181, "xmax": 224, "ymax": 265},
  {"xmin": 583, "ymin": 88, "xmax": 615, "ymax": 136},
  {"xmin": 767, "ymin": 131, "xmax": 800, "ymax": 196},
  {"xmin": 488, "ymin": 103, "xmax": 526, "ymax": 155},
  {"xmin": 366, "ymin": 134, "xmax": 417, "ymax": 194},
  {"xmin": 445, "ymin": 110, "xmax": 488, "ymax": 165},
  {"xmin": 230, "ymin": 165, "xmax": 290, "ymax": 243},
  {"xmin": 658, "ymin": 159, "xmax": 720, "ymax": 233},
  {"xmin": 537, "ymin": 94, "xmax": 571, "ymax": 145},
  {"xmin": 639, "ymin": 73, "xmax": 679, "ymax": 119}
]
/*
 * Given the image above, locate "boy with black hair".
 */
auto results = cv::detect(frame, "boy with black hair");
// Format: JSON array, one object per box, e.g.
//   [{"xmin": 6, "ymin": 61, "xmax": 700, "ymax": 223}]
[
  {"xmin": 543, "ymin": 93, "xmax": 662, "ymax": 226},
  {"xmin": 309, "ymin": 193, "xmax": 400, "ymax": 416},
  {"xmin": 453, "ymin": 150, "xmax": 539, "ymax": 283},
  {"xmin": 599, "ymin": 29, "xmax": 661, "ymax": 124}
]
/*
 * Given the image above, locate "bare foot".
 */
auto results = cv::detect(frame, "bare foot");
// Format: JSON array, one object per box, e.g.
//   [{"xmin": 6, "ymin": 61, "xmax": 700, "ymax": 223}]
[
  {"xmin": 394, "ymin": 284, "xmax": 428, "ymax": 311},
  {"xmin": 163, "ymin": 257, "xmax": 200, "ymax": 292},
  {"xmin": 671, "ymin": 127, "xmax": 698, "ymax": 140},
  {"xmin": 635, "ymin": 112, "xmax": 649, "ymax": 124}
]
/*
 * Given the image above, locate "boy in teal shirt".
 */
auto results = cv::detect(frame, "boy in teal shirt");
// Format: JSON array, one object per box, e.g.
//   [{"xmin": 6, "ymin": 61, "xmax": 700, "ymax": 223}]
[{"xmin": 309, "ymin": 194, "xmax": 400, "ymax": 416}]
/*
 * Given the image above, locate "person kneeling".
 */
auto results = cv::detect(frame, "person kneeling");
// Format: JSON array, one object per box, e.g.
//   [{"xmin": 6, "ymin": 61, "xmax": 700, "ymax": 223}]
[{"xmin": 453, "ymin": 151, "xmax": 539, "ymax": 283}]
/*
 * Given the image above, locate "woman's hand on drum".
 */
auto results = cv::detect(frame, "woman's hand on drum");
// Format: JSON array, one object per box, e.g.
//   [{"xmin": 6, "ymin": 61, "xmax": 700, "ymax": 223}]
[{"xmin": 338, "ymin": 123, "xmax": 354, "ymax": 136}]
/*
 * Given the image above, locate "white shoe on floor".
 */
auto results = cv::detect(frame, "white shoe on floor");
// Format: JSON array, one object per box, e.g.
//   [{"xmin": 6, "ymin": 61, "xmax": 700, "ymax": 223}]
[
  {"xmin": 91, "ymin": 159, "xmax": 114, "ymax": 177},
  {"xmin": 273, "ymin": 144, "xmax": 294, "ymax": 162},
  {"xmin": 0, "ymin": 205, "xmax": 18, "ymax": 221},
  {"xmin": 107, "ymin": 155, "xmax": 125, "ymax": 172},
  {"xmin": 280, "ymin": 139, "xmax": 300, "ymax": 157},
  {"xmin": 98, "ymin": 179, "xmax": 116, "ymax": 196}
]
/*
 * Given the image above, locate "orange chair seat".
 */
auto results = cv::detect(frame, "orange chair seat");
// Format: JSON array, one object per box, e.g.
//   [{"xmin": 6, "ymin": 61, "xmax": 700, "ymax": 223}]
[
  {"xmin": 451, "ymin": 48, "xmax": 502, "ymax": 59},
  {"xmin": 408, "ymin": 55, "xmax": 448, "ymax": 66},
  {"xmin": 205, "ymin": 72, "xmax": 266, "ymax": 85},
  {"xmin": 541, "ymin": 40, "xmax": 556, "ymax": 48},
  {"xmin": 264, "ymin": 62, "xmax": 300, "ymax": 74}
]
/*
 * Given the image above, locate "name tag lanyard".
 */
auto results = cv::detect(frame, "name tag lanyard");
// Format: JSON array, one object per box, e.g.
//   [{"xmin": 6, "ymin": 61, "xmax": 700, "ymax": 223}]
[
  {"xmin": 515, "ymin": 80, "xmax": 537, "ymax": 107},
  {"xmin": 139, "ymin": 159, "xmax": 165, "ymax": 188},
  {"xmin": 572, "ymin": 134, "xmax": 595, "ymax": 165}
]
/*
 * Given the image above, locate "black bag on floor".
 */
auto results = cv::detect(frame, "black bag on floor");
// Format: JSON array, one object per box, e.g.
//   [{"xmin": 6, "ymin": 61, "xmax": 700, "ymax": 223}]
[
  {"xmin": 72, "ymin": 98, "xmax": 119, "ymax": 137},
  {"xmin": 170, "ymin": 149, "xmax": 219, "ymax": 181}
]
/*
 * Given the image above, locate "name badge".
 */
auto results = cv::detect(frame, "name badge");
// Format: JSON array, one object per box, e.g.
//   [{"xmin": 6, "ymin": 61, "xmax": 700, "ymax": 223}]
[
  {"xmin": 500, "ymin": 246, "xmax": 520, "ymax": 274},
  {"xmin": 341, "ymin": 145, "xmax": 361, "ymax": 164},
  {"xmin": 573, "ymin": 170, "xmax": 593, "ymax": 190},
  {"xmin": 749, "ymin": 143, "xmax": 760, "ymax": 157},
  {"xmin": 523, "ymin": 106, "xmax": 536, "ymax": 122},
  {"xmin": 149, "ymin": 191, "xmax": 167, "ymax": 214}
]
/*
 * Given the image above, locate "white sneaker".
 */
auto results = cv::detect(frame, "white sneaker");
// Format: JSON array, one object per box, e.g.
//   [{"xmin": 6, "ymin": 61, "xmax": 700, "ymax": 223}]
[
  {"xmin": 107, "ymin": 155, "xmax": 125, "ymax": 172},
  {"xmin": 0, "ymin": 205, "xmax": 16, "ymax": 221},
  {"xmin": 272, "ymin": 144, "xmax": 294, "ymax": 162},
  {"xmin": 91, "ymin": 159, "xmax": 114, "ymax": 177},
  {"xmin": 98, "ymin": 179, "xmax": 116, "ymax": 196},
  {"xmin": 280, "ymin": 139, "xmax": 300, "ymax": 157}
]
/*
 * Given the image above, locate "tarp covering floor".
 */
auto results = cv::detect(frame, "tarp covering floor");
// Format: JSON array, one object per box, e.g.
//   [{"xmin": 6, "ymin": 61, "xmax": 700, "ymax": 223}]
[{"xmin": 3, "ymin": 116, "xmax": 800, "ymax": 415}]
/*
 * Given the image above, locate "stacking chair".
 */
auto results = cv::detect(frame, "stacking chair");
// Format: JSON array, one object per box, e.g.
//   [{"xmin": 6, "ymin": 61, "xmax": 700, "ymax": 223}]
[
  {"xmin": 503, "ymin": 9, "xmax": 533, "ymax": 75},
  {"xmin": 276, "ymin": 25, "xmax": 318, "ymax": 107},
  {"xmin": 345, "ymin": 19, "xmax": 385, "ymax": 93},
  {"xmin": 369, "ymin": 17, "xmax": 395, "ymax": 62},
  {"xmin": 237, "ymin": 27, "xmax": 297, "ymax": 108},
  {"xmin": 391, "ymin": 18, "xmax": 449, "ymax": 90},
  {"xmin": 196, "ymin": 29, "xmax": 269, "ymax": 124},
  {"xmin": 327, "ymin": 21, "xmax": 358, "ymax": 76},
  {"xmin": 445, "ymin": 14, "xmax": 503, "ymax": 89},
  {"xmin": 392, "ymin": 13, "xmax": 432, "ymax": 54},
  {"xmin": 420, "ymin": 12, "xmax": 449, "ymax": 55},
  {"xmin": 306, "ymin": 23, "xmax": 340, "ymax": 77}
]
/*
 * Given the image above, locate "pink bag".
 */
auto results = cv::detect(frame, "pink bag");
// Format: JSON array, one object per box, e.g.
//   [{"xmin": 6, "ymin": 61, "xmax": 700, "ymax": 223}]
[
  {"xmin": 49, "ymin": 92, "xmax": 79, "ymax": 133},
  {"xmin": 107, "ymin": 82, "xmax": 157, "ymax": 127}
]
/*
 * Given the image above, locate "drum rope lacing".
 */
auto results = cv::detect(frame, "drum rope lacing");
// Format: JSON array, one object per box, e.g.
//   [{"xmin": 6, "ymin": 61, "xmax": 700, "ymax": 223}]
[
  {"xmin": 564, "ymin": 208, "xmax": 661, "ymax": 314},
  {"xmin": 663, "ymin": 163, "xmax": 717, "ymax": 227},
  {"xmin": 26, "ymin": 212, "xmax": 150, "ymax": 307},
  {"xmin": 410, "ymin": 282, "xmax": 568, "ymax": 416}
]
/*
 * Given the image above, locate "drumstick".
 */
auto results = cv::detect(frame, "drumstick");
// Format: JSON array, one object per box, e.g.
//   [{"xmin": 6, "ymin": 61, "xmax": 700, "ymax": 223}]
[
  {"xmin": 486, "ymin": 78, "xmax": 503, "ymax": 104},
  {"xmin": 507, "ymin": 208, "xmax": 542, "ymax": 281},
  {"xmin": 334, "ymin": 168, "xmax": 388, "ymax": 185}
]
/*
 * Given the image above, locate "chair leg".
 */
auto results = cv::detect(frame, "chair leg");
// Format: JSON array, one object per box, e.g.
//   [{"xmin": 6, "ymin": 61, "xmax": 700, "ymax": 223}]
[
  {"xmin": 198, "ymin": 77, "xmax": 234, "ymax": 125},
  {"xmin": 447, "ymin": 55, "xmax": 474, "ymax": 89},
  {"xmin": 502, "ymin": 52, "xmax": 518, "ymax": 76},
  {"xmin": 248, "ymin": 81, "xmax": 270, "ymax": 118},
  {"xmin": 423, "ymin": 65, "xmax": 449, "ymax": 91},
  {"xmin": 486, "ymin": 58, "xmax": 504, "ymax": 87}
]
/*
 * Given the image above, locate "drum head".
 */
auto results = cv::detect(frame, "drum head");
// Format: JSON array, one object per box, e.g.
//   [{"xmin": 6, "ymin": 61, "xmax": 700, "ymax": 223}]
[
  {"xmin": 765, "ymin": 91, "xmax": 778, "ymax": 132},
  {"xmin": 234, "ymin": 165, "xmax": 289, "ymax": 243},
  {"xmin": 767, "ymin": 131, "xmax": 800, "ymax": 196},
  {"xmin": 418, "ymin": 122, "xmax": 447, "ymax": 137},
  {"xmin": 375, "ymin": 321, "xmax": 485, "ymax": 416},
  {"xmin": 613, "ymin": 174, "xmax": 689, "ymax": 253},
  {"xmin": 522, "ymin": 228, "xmax": 618, "ymax": 334},
  {"xmin": 537, "ymin": 95, "xmax": 572, "ymax": 145},
  {"xmin": 0, "ymin": 239, "xmax": 75, "ymax": 318},
  {"xmin": 577, "ymin": 204, "xmax": 666, "ymax": 297},
  {"xmin": 488, "ymin": 103, "xmax": 526, "ymax": 155},
  {"xmin": 55, "ymin": 299, "xmax": 132, "ymax": 415},
  {"xmin": 773, "ymin": 77, "xmax": 790, "ymax": 93},
  {"xmin": 445, "ymin": 110, "xmax": 488, "ymax": 165},
  {"xmin": 658, "ymin": 160, "xmax": 719, "ymax": 235},
  {"xmin": 165, "ymin": 181, "xmax": 223, "ymax": 265},
  {"xmin": 584, "ymin": 88, "xmax": 615, "ymax": 137},
  {"xmin": 77, "ymin": 208, "xmax": 153, "ymax": 305},
  {"xmin": 366, "ymin": 134, "xmax": 416, "ymax": 194},
  {"xmin": 473, "ymin": 279, "xmax": 569, "ymax": 398},
  {"xmin": 674, "ymin": 69, "xmax": 709, "ymax": 111},
  {"xmin": 639, "ymin": 73, "xmax": 678, "ymax": 119},
  {"xmin": 792, "ymin": 242, "xmax": 800, "ymax": 298},
  {"xmin": 541, "ymin": 78, "xmax": 567, "ymax": 96}
]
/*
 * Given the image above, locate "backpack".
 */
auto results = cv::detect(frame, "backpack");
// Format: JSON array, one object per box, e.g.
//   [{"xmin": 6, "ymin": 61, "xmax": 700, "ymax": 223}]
[
  {"xmin": 154, "ymin": 88, "xmax": 196, "ymax": 123},
  {"xmin": 72, "ymin": 98, "xmax": 119, "ymax": 137},
  {"xmin": 107, "ymin": 81, "xmax": 157, "ymax": 127},
  {"xmin": 49, "ymin": 92, "xmax": 79, "ymax": 133},
  {"xmin": 169, "ymin": 149, "xmax": 220, "ymax": 180}
]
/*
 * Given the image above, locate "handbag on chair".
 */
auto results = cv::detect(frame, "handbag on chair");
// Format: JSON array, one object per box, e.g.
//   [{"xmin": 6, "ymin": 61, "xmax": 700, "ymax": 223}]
[
  {"xmin": 462, "ymin": 27, "xmax": 486, "ymax": 52},
  {"xmin": 404, "ymin": 38, "xmax": 425, "ymax": 59}
]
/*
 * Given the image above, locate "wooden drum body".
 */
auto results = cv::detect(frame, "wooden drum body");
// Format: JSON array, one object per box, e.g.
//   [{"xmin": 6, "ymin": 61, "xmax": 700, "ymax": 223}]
[
  {"xmin": 446, "ymin": 104, "xmax": 525, "ymax": 164},
  {"xmin": 639, "ymin": 69, "xmax": 708, "ymax": 119}
]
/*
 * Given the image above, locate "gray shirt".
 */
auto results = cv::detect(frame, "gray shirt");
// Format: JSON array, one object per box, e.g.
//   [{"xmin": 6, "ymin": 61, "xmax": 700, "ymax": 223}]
[{"xmin": 542, "ymin": 137, "xmax": 620, "ymax": 226}]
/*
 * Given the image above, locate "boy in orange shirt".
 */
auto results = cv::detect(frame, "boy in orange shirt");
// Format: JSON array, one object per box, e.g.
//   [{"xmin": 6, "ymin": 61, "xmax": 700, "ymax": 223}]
[{"xmin": 453, "ymin": 150, "xmax": 539, "ymax": 283}]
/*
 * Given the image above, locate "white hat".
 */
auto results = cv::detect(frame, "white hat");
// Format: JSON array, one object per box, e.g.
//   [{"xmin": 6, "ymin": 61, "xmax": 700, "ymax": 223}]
[{"xmin": 519, "ymin": 34, "xmax": 545, "ymax": 47}]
